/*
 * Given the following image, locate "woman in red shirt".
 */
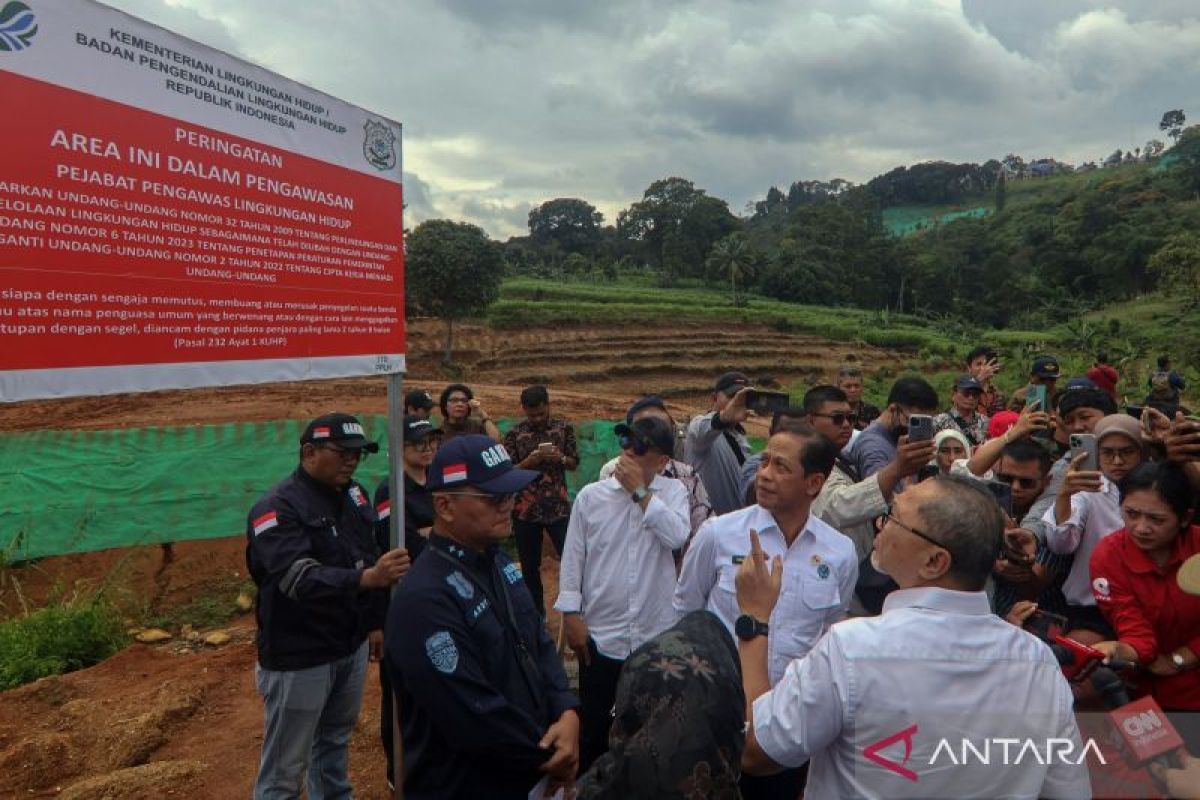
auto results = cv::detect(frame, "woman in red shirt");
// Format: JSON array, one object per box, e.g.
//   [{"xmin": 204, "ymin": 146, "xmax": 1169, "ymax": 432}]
[{"xmin": 1091, "ymin": 462, "xmax": 1200, "ymax": 717}]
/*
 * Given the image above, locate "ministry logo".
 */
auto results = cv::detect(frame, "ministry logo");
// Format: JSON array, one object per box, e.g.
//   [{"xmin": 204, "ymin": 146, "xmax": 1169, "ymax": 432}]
[
  {"xmin": 362, "ymin": 119, "xmax": 396, "ymax": 171},
  {"xmin": 0, "ymin": 1, "xmax": 37, "ymax": 52}
]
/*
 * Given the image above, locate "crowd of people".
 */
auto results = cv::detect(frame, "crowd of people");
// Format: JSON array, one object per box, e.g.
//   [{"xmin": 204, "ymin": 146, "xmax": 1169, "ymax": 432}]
[{"xmin": 242, "ymin": 351, "xmax": 1200, "ymax": 799}]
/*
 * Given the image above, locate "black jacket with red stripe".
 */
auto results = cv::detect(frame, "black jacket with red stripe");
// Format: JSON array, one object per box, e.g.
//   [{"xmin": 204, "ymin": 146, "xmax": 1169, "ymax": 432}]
[{"xmin": 245, "ymin": 466, "xmax": 384, "ymax": 670}]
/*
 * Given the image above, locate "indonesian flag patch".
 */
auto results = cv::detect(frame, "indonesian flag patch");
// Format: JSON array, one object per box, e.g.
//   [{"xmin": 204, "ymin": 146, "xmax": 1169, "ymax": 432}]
[
  {"xmin": 376, "ymin": 500, "xmax": 391, "ymax": 520},
  {"xmin": 312, "ymin": 426, "xmax": 332, "ymax": 439},
  {"xmin": 443, "ymin": 463, "xmax": 468, "ymax": 483},
  {"xmin": 253, "ymin": 511, "xmax": 279, "ymax": 536}
]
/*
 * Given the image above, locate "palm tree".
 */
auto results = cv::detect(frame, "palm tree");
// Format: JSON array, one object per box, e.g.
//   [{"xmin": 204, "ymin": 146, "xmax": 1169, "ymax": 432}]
[{"xmin": 707, "ymin": 234, "xmax": 754, "ymax": 306}]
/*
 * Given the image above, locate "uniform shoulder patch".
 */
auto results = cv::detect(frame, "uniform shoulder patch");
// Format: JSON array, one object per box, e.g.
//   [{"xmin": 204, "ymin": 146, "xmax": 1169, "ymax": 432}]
[
  {"xmin": 348, "ymin": 485, "xmax": 368, "ymax": 507},
  {"xmin": 425, "ymin": 631, "xmax": 458, "ymax": 674},
  {"xmin": 502, "ymin": 562, "xmax": 523, "ymax": 585},
  {"xmin": 1092, "ymin": 576, "xmax": 1111, "ymax": 599},
  {"xmin": 446, "ymin": 571, "xmax": 474, "ymax": 600},
  {"xmin": 252, "ymin": 510, "xmax": 279, "ymax": 536}
]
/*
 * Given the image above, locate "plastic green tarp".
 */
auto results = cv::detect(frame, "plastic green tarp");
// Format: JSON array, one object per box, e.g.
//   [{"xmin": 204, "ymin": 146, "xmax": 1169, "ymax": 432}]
[{"xmin": 0, "ymin": 416, "xmax": 630, "ymax": 560}]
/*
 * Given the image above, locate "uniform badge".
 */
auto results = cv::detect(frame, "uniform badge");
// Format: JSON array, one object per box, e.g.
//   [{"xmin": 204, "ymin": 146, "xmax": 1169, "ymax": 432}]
[
  {"xmin": 425, "ymin": 631, "xmax": 458, "ymax": 674},
  {"xmin": 817, "ymin": 563, "xmax": 831, "ymax": 580},
  {"xmin": 446, "ymin": 571, "xmax": 474, "ymax": 599},
  {"xmin": 349, "ymin": 486, "xmax": 367, "ymax": 507},
  {"xmin": 810, "ymin": 554, "xmax": 823, "ymax": 566},
  {"xmin": 502, "ymin": 562, "xmax": 523, "ymax": 585},
  {"xmin": 1092, "ymin": 576, "xmax": 1110, "ymax": 599}
]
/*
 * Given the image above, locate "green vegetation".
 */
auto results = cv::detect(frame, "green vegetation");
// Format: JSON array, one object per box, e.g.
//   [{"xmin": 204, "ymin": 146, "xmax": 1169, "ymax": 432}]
[
  {"xmin": 141, "ymin": 578, "xmax": 253, "ymax": 632},
  {"xmin": 0, "ymin": 596, "xmax": 125, "ymax": 691}
]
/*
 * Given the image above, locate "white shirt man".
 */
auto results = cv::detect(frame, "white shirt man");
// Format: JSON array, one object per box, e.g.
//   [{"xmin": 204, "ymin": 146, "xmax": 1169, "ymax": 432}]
[
  {"xmin": 737, "ymin": 476, "xmax": 1091, "ymax": 800},
  {"xmin": 674, "ymin": 504, "xmax": 857, "ymax": 684},
  {"xmin": 675, "ymin": 421, "xmax": 857, "ymax": 681},
  {"xmin": 556, "ymin": 415, "xmax": 690, "ymax": 773},
  {"xmin": 555, "ymin": 471, "xmax": 690, "ymax": 657}
]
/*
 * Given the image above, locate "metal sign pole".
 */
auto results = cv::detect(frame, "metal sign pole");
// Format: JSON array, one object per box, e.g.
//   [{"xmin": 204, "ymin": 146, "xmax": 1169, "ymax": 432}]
[{"xmin": 386, "ymin": 370, "xmax": 405, "ymax": 800}]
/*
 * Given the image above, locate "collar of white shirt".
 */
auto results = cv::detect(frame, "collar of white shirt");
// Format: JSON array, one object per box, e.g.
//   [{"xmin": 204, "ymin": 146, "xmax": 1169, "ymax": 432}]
[
  {"xmin": 743, "ymin": 504, "xmax": 841, "ymax": 550},
  {"xmin": 881, "ymin": 586, "xmax": 992, "ymax": 616}
]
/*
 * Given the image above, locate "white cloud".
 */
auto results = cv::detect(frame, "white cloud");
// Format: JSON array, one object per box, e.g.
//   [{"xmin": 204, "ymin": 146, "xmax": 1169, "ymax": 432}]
[{"xmin": 101, "ymin": 0, "xmax": 1200, "ymax": 238}]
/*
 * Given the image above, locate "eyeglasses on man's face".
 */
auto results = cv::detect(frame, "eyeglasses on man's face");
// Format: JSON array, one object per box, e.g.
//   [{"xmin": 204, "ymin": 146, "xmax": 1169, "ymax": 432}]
[
  {"xmin": 322, "ymin": 443, "xmax": 368, "ymax": 462},
  {"xmin": 811, "ymin": 411, "xmax": 859, "ymax": 427},
  {"xmin": 883, "ymin": 503, "xmax": 948, "ymax": 552},
  {"xmin": 994, "ymin": 472, "xmax": 1039, "ymax": 490},
  {"xmin": 439, "ymin": 490, "xmax": 516, "ymax": 508}
]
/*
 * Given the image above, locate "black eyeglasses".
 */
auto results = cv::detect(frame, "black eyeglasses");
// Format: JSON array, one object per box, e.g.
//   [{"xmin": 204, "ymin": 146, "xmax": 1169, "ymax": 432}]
[
  {"xmin": 811, "ymin": 411, "xmax": 859, "ymax": 426},
  {"xmin": 438, "ymin": 490, "xmax": 516, "ymax": 507},
  {"xmin": 322, "ymin": 444, "xmax": 368, "ymax": 462},
  {"xmin": 883, "ymin": 503, "xmax": 948, "ymax": 551},
  {"xmin": 994, "ymin": 472, "xmax": 1039, "ymax": 490}
]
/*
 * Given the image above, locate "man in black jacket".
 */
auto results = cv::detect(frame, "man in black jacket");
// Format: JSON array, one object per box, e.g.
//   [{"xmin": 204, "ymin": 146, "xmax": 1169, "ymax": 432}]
[
  {"xmin": 246, "ymin": 412, "xmax": 410, "ymax": 800},
  {"xmin": 386, "ymin": 434, "xmax": 580, "ymax": 799}
]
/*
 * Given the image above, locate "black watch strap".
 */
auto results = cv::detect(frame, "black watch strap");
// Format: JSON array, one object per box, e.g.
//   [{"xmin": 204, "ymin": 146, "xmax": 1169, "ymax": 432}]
[{"xmin": 735, "ymin": 614, "xmax": 769, "ymax": 641}]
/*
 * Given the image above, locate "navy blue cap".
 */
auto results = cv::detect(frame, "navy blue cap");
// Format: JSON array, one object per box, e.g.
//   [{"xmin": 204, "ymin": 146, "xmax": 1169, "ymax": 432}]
[
  {"xmin": 955, "ymin": 374, "xmax": 983, "ymax": 392},
  {"xmin": 1031, "ymin": 355, "xmax": 1060, "ymax": 379},
  {"xmin": 403, "ymin": 414, "xmax": 441, "ymax": 443},
  {"xmin": 626, "ymin": 395, "xmax": 668, "ymax": 425},
  {"xmin": 426, "ymin": 434, "xmax": 538, "ymax": 494},
  {"xmin": 1065, "ymin": 377, "xmax": 1097, "ymax": 391}
]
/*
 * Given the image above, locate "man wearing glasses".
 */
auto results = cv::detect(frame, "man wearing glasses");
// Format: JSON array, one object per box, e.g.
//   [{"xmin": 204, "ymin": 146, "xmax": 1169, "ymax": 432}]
[
  {"xmin": 737, "ymin": 476, "xmax": 1091, "ymax": 799},
  {"xmin": 806, "ymin": 385, "xmax": 934, "ymax": 568},
  {"xmin": 385, "ymin": 435, "xmax": 580, "ymax": 799},
  {"xmin": 246, "ymin": 413, "xmax": 411, "ymax": 800}
]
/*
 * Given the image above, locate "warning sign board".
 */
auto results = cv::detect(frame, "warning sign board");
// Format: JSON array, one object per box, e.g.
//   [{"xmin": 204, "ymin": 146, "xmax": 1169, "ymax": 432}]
[{"xmin": 0, "ymin": 0, "xmax": 404, "ymax": 401}]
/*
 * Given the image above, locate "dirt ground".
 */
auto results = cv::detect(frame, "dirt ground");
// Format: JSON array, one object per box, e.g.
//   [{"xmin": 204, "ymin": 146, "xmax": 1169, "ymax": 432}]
[{"xmin": 0, "ymin": 319, "xmax": 904, "ymax": 798}]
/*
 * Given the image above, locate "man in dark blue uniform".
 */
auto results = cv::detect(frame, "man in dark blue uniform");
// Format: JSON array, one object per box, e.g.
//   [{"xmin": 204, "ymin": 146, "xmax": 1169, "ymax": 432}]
[
  {"xmin": 385, "ymin": 434, "xmax": 580, "ymax": 799},
  {"xmin": 247, "ymin": 412, "xmax": 411, "ymax": 800}
]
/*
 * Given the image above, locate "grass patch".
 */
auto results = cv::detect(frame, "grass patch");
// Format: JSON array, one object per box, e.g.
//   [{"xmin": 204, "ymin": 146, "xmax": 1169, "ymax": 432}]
[
  {"xmin": 141, "ymin": 577, "xmax": 253, "ymax": 631},
  {"xmin": 0, "ymin": 597, "xmax": 125, "ymax": 691}
]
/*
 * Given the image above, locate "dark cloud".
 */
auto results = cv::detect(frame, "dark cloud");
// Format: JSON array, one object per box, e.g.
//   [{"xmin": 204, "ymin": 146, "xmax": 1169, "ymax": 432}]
[
  {"xmin": 402, "ymin": 172, "xmax": 440, "ymax": 226},
  {"xmin": 105, "ymin": 0, "xmax": 1200, "ymax": 238}
]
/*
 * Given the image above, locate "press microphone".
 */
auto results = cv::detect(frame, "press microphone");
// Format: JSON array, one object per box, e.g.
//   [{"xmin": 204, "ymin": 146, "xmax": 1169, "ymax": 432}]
[{"xmin": 1092, "ymin": 668, "xmax": 1185, "ymax": 771}]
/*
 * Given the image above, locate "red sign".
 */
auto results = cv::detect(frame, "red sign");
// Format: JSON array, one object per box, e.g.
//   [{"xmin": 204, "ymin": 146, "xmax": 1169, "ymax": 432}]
[{"xmin": 0, "ymin": 0, "xmax": 403, "ymax": 401}]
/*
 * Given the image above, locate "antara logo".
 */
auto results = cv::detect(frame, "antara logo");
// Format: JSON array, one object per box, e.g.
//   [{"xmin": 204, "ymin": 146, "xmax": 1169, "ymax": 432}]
[
  {"xmin": 864, "ymin": 724, "xmax": 1106, "ymax": 780},
  {"xmin": 864, "ymin": 724, "xmax": 919, "ymax": 782}
]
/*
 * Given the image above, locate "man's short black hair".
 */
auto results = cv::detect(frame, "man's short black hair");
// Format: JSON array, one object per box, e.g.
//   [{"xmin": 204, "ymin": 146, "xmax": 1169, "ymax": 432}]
[
  {"xmin": 966, "ymin": 346, "xmax": 997, "ymax": 364},
  {"xmin": 999, "ymin": 439, "xmax": 1053, "ymax": 475},
  {"xmin": 768, "ymin": 406, "xmax": 807, "ymax": 435},
  {"xmin": 802, "ymin": 385, "xmax": 848, "ymax": 415},
  {"xmin": 886, "ymin": 377, "xmax": 939, "ymax": 411},
  {"xmin": 520, "ymin": 385, "xmax": 549, "ymax": 408},
  {"xmin": 1158, "ymin": 354, "xmax": 1171, "ymax": 369},
  {"xmin": 771, "ymin": 419, "xmax": 836, "ymax": 477}
]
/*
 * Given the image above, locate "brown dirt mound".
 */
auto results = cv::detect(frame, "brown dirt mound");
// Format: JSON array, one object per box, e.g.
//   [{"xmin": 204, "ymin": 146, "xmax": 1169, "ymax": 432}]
[{"xmin": 58, "ymin": 759, "xmax": 205, "ymax": 800}]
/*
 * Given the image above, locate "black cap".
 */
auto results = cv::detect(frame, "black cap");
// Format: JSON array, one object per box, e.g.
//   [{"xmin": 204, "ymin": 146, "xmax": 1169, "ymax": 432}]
[
  {"xmin": 626, "ymin": 395, "xmax": 668, "ymax": 425},
  {"xmin": 714, "ymin": 371, "xmax": 750, "ymax": 394},
  {"xmin": 404, "ymin": 389, "xmax": 434, "ymax": 409},
  {"xmin": 426, "ymin": 434, "xmax": 539, "ymax": 494},
  {"xmin": 614, "ymin": 416, "xmax": 676, "ymax": 459},
  {"xmin": 1031, "ymin": 356, "xmax": 1060, "ymax": 379},
  {"xmin": 955, "ymin": 374, "xmax": 983, "ymax": 392},
  {"xmin": 300, "ymin": 413, "xmax": 380, "ymax": 453},
  {"xmin": 403, "ymin": 415, "xmax": 441, "ymax": 443}
]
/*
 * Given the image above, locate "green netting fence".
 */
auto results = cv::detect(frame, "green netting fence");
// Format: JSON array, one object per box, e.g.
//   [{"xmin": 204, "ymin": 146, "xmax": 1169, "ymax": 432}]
[{"xmin": 0, "ymin": 416, "xmax": 634, "ymax": 561}]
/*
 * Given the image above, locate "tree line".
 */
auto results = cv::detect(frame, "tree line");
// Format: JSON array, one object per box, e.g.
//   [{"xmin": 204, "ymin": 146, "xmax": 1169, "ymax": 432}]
[{"xmin": 406, "ymin": 111, "xmax": 1200, "ymax": 359}]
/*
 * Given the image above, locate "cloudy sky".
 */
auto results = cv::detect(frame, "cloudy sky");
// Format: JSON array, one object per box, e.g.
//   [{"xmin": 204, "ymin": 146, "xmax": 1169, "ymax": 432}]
[{"xmin": 106, "ymin": 0, "xmax": 1200, "ymax": 239}]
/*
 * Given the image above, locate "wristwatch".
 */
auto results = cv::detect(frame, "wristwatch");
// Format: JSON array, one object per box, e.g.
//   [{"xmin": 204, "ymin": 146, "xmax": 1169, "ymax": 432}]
[
  {"xmin": 630, "ymin": 486, "xmax": 650, "ymax": 504},
  {"xmin": 1172, "ymin": 652, "xmax": 1186, "ymax": 670},
  {"xmin": 735, "ymin": 614, "xmax": 769, "ymax": 641}
]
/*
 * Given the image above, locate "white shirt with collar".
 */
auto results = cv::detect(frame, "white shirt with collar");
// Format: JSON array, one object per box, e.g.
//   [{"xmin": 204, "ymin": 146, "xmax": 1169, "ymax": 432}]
[
  {"xmin": 1042, "ymin": 476, "xmax": 1123, "ymax": 606},
  {"xmin": 753, "ymin": 587, "xmax": 1091, "ymax": 800},
  {"xmin": 674, "ymin": 504, "xmax": 857, "ymax": 684},
  {"xmin": 554, "ymin": 473, "xmax": 690, "ymax": 660}
]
